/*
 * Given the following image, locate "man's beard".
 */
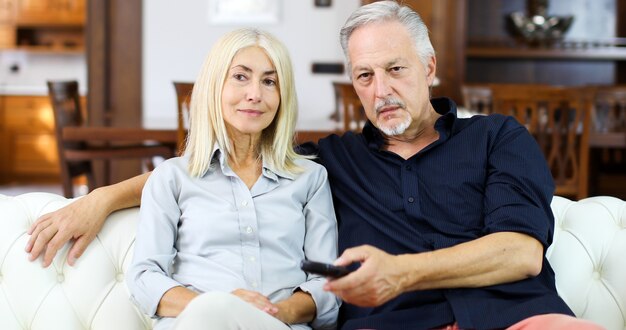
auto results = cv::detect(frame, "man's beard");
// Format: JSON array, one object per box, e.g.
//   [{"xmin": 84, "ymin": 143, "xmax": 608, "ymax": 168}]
[{"xmin": 375, "ymin": 97, "xmax": 412, "ymax": 136}]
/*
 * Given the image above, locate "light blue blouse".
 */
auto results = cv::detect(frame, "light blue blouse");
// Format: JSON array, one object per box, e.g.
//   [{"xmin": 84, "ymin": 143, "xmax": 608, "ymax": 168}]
[{"xmin": 127, "ymin": 148, "xmax": 340, "ymax": 330}]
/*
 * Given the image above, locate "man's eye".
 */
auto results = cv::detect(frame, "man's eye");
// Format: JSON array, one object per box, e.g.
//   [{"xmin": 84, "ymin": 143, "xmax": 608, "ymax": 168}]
[
  {"xmin": 357, "ymin": 72, "xmax": 371, "ymax": 80},
  {"xmin": 390, "ymin": 66, "xmax": 403, "ymax": 72}
]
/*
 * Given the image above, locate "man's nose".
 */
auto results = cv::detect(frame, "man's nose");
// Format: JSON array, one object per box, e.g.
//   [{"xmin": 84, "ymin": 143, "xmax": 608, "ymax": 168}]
[{"xmin": 374, "ymin": 74, "xmax": 392, "ymax": 98}]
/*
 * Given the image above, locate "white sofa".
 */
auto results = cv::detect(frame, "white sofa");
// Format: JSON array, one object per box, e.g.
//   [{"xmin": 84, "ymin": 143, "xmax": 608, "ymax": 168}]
[{"xmin": 0, "ymin": 193, "xmax": 624, "ymax": 330}]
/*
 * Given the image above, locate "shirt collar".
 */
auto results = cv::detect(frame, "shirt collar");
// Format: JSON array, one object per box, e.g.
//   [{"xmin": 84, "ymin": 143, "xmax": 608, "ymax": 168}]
[
  {"xmin": 209, "ymin": 143, "xmax": 295, "ymax": 181},
  {"xmin": 363, "ymin": 97, "xmax": 458, "ymax": 149}
]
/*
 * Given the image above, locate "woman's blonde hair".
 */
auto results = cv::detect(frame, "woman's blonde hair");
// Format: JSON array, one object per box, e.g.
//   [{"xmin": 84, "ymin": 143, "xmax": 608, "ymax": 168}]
[{"xmin": 185, "ymin": 28, "xmax": 304, "ymax": 177}]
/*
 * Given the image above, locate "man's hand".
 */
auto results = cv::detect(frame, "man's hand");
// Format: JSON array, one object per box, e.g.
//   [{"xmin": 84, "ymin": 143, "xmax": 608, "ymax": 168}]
[
  {"xmin": 25, "ymin": 193, "xmax": 108, "ymax": 267},
  {"xmin": 324, "ymin": 245, "xmax": 406, "ymax": 307},
  {"xmin": 231, "ymin": 289, "xmax": 279, "ymax": 315}
]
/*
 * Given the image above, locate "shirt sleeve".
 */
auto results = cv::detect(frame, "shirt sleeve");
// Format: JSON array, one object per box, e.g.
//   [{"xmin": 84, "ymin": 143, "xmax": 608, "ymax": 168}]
[
  {"xmin": 483, "ymin": 116, "xmax": 556, "ymax": 248},
  {"xmin": 126, "ymin": 161, "xmax": 184, "ymax": 317},
  {"xmin": 297, "ymin": 164, "xmax": 341, "ymax": 329}
]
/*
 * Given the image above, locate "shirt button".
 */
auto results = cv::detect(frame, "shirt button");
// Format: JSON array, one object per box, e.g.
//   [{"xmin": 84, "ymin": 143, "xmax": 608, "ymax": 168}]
[
  {"xmin": 408, "ymin": 197, "xmax": 415, "ymax": 203},
  {"xmin": 249, "ymin": 256, "xmax": 256, "ymax": 262},
  {"xmin": 406, "ymin": 165, "xmax": 412, "ymax": 171},
  {"xmin": 246, "ymin": 226, "xmax": 253, "ymax": 234},
  {"xmin": 251, "ymin": 282, "xmax": 258, "ymax": 288},
  {"xmin": 242, "ymin": 200, "xmax": 248, "ymax": 207}
]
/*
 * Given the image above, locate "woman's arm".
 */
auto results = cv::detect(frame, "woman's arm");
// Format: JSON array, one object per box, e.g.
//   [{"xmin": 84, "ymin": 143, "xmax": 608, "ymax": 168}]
[
  {"xmin": 126, "ymin": 164, "xmax": 184, "ymax": 317},
  {"xmin": 274, "ymin": 291, "xmax": 317, "ymax": 324},
  {"xmin": 157, "ymin": 286, "xmax": 199, "ymax": 317},
  {"xmin": 26, "ymin": 172, "xmax": 150, "ymax": 267},
  {"xmin": 291, "ymin": 164, "xmax": 340, "ymax": 327}
]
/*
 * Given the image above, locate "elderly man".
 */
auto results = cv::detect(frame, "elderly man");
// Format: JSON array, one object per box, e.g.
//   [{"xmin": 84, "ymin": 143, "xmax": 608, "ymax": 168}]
[{"xmin": 27, "ymin": 1, "xmax": 602, "ymax": 329}]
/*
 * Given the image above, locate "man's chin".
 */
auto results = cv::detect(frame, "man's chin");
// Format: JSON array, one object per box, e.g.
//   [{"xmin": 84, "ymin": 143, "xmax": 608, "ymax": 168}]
[{"xmin": 377, "ymin": 118, "xmax": 411, "ymax": 136}]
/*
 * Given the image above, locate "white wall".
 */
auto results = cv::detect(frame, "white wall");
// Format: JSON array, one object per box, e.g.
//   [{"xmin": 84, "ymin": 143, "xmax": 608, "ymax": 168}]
[{"xmin": 142, "ymin": 0, "xmax": 360, "ymax": 129}]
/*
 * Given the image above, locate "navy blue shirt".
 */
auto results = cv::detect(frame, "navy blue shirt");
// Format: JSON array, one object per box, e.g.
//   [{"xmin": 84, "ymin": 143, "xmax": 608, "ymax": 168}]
[{"xmin": 302, "ymin": 98, "xmax": 574, "ymax": 329}]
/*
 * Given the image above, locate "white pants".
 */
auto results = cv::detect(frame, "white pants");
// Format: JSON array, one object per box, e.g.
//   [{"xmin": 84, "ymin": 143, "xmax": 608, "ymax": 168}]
[{"xmin": 171, "ymin": 291, "xmax": 291, "ymax": 330}]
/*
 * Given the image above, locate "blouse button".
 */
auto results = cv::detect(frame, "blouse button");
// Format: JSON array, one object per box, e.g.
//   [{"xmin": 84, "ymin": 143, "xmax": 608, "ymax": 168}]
[
  {"xmin": 242, "ymin": 200, "xmax": 248, "ymax": 207},
  {"xmin": 246, "ymin": 226, "xmax": 253, "ymax": 234}
]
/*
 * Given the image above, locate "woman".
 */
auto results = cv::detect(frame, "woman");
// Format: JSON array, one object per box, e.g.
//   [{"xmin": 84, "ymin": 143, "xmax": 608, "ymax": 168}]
[{"xmin": 126, "ymin": 28, "xmax": 339, "ymax": 330}]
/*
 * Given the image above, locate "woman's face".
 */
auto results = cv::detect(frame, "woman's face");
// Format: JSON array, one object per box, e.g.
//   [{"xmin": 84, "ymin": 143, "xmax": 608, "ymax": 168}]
[{"xmin": 221, "ymin": 46, "xmax": 280, "ymax": 137}]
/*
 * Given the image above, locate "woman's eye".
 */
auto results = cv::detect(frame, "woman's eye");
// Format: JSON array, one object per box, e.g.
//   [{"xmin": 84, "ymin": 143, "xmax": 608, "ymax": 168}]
[
  {"xmin": 263, "ymin": 78, "xmax": 277, "ymax": 86},
  {"xmin": 233, "ymin": 73, "xmax": 246, "ymax": 81}
]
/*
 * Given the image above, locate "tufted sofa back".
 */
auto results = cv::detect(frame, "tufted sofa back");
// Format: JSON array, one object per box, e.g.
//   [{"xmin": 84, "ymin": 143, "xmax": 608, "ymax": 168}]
[{"xmin": 1, "ymin": 193, "xmax": 625, "ymax": 330}]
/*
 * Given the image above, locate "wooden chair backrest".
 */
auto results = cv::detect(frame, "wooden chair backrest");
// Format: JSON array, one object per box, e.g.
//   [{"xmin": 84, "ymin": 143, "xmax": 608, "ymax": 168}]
[
  {"xmin": 591, "ymin": 85, "xmax": 626, "ymax": 133},
  {"xmin": 47, "ymin": 80, "xmax": 93, "ymax": 197},
  {"xmin": 490, "ymin": 84, "xmax": 592, "ymax": 200},
  {"xmin": 333, "ymin": 82, "xmax": 366, "ymax": 132},
  {"xmin": 461, "ymin": 84, "xmax": 493, "ymax": 114},
  {"xmin": 173, "ymin": 81, "xmax": 194, "ymax": 154}
]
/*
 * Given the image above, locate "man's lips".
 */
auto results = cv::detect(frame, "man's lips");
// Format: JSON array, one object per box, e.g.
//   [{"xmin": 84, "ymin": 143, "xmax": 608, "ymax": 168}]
[{"xmin": 377, "ymin": 106, "xmax": 400, "ymax": 116}]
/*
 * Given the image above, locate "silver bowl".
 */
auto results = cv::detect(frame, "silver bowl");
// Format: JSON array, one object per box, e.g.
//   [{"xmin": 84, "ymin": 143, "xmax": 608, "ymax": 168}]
[{"xmin": 507, "ymin": 11, "xmax": 574, "ymax": 46}]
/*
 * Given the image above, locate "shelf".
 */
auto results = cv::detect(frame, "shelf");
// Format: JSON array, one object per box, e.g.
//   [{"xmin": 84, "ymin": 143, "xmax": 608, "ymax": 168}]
[
  {"xmin": 0, "ymin": 45, "xmax": 83, "ymax": 54},
  {"xmin": 466, "ymin": 46, "xmax": 626, "ymax": 61}
]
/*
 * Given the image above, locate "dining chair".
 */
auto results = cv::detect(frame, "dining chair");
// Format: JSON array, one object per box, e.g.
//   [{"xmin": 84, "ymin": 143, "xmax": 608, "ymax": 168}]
[
  {"xmin": 591, "ymin": 85, "xmax": 626, "ymax": 134},
  {"xmin": 588, "ymin": 85, "xmax": 626, "ymax": 195},
  {"xmin": 173, "ymin": 81, "xmax": 194, "ymax": 154},
  {"xmin": 489, "ymin": 84, "xmax": 592, "ymax": 200},
  {"xmin": 461, "ymin": 84, "xmax": 493, "ymax": 114},
  {"xmin": 333, "ymin": 82, "xmax": 366, "ymax": 132},
  {"xmin": 48, "ymin": 80, "xmax": 173, "ymax": 198}
]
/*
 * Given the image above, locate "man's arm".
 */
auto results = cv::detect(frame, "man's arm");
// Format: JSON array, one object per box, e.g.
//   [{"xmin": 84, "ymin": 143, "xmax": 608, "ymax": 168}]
[
  {"xmin": 25, "ymin": 172, "xmax": 151, "ymax": 267},
  {"xmin": 324, "ymin": 231, "xmax": 543, "ymax": 307}
]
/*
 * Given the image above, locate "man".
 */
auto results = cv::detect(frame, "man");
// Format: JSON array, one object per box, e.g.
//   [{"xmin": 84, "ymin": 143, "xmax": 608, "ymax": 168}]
[{"xmin": 27, "ymin": 1, "xmax": 602, "ymax": 329}]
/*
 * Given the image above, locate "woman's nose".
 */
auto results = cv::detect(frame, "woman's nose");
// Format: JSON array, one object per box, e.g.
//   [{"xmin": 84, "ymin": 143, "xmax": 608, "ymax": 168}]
[{"xmin": 246, "ymin": 81, "xmax": 262, "ymax": 103}]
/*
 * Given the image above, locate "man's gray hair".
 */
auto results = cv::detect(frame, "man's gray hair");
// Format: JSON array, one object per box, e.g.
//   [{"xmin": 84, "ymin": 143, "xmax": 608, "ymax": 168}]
[{"xmin": 340, "ymin": 0, "xmax": 435, "ymax": 74}]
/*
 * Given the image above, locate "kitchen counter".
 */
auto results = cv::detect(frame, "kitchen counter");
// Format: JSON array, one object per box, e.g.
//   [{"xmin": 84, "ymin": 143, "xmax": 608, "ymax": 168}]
[{"xmin": 0, "ymin": 85, "xmax": 87, "ymax": 96}]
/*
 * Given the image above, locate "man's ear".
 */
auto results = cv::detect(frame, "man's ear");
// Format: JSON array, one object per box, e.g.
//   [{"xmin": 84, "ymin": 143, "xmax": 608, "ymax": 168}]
[{"xmin": 426, "ymin": 56, "xmax": 437, "ymax": 86}]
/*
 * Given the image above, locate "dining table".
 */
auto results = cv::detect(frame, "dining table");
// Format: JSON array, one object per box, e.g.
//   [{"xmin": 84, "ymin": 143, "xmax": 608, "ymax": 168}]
[
  {"xmin": 62, "ymin": 126, "xmax": 179, "ymax": 153},
  {"xmin": 63, "ymin": 126, "xmax": 342, "ymax": 154}
]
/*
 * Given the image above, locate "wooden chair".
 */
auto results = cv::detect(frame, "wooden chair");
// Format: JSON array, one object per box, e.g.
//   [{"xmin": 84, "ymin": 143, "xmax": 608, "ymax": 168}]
[
  {"xmin": 333, "ymin": 82, "xmax": 366, "ymax": 132},
  {"xmin": 48, "ymin": 80, "xmax": 173, "ymax": 198},
  {"xmin": 490, "ymin": 84, "xmax": 592, "ymax": 200},
  {"xmin": 173, "ymin": 81, "xmax": 194, "ymax": 155},
  {"xmin": 588, "ymin": 85, "xmax": 626, "ymax": 196},
  {"xmin": 591, "ymin": 85, "xmax": 626, "ymax": 134},
  {"xmin": 461, "ymin": 84, "xmax": 493, "ymax": 114}
]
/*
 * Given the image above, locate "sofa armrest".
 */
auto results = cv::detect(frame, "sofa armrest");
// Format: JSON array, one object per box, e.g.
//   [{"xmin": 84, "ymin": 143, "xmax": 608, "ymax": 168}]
[
  {"xmin": 548, "ymin": 196, "xmax": 626, "ymax": 330},
  {"xmin": 0, "ymin": 192, "xmax": 152, "ymax": 330}
]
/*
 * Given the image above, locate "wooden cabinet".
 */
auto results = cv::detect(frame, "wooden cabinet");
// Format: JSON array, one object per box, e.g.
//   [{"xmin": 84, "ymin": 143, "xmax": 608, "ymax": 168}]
[
  {"xmin": 0, "ymin": 0, "xmax": 14, "ymax": 22},
  {"xmin": 464, "ymin": 0, "xmax": 626, "ymax": 91},
  {"xmin": 14, "ymin": 0, "xmax": 85, "ymax": 25},
  {"xmin": 0, "ymin": 0, "xmax": 85, "ymax": 51},
  {"xmin": 0, "ymin": 95, "xmax": 60, "ymax": 183}
]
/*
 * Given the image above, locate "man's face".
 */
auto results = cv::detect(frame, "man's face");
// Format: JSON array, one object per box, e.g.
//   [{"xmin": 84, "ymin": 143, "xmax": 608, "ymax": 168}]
[{"xmin": 348, "ymin": 20, "xmax": 436, "ymax": 136}]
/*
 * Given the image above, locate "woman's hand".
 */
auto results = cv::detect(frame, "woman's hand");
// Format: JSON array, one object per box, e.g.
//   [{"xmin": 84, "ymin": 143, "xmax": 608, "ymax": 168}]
[
  {"xmin": 25, "ymin": 191, "xmax": 108, "ymax": 267},
  {"xmin": 25, "ymin": 173, "xmax": 149, "ymax": 267},
  {"xmin": 231, "ymin": 289, "xmax": 279, "ymax": 315}
]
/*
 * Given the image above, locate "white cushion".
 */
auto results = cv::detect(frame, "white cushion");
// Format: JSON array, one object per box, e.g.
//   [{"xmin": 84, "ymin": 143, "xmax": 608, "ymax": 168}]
[{"xmin": 0, "ymin": 193, "xmax": 624, "ymax": 329}]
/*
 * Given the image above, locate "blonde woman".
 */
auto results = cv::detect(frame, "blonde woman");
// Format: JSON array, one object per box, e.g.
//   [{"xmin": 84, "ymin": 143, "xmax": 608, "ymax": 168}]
[{"xmin": 126, "ymin": 28, "xmax": 339, "ymax": 330}]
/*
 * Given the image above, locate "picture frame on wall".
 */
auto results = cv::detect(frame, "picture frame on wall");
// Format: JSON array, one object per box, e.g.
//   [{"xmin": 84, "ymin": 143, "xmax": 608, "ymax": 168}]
[{"xmin": 208, "ymin": 0, "xmax": 281, "ymax": 25}]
